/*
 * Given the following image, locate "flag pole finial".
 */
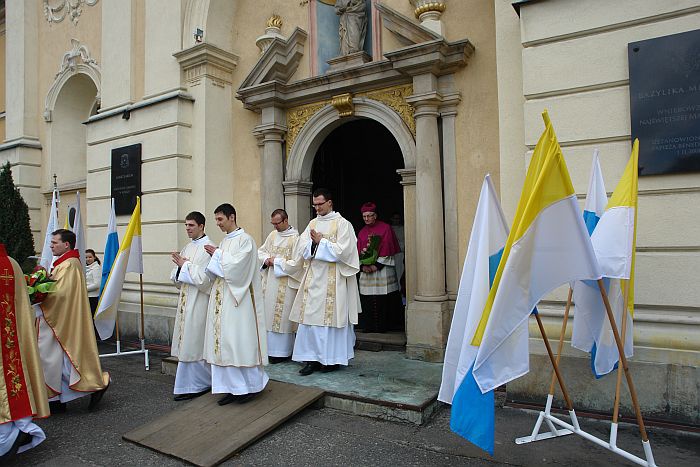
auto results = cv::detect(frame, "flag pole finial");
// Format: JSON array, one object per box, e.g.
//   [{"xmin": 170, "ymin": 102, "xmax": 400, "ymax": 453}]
[{"xmin": 541, "ymin": 109, "xmax": 551, "ymax": 127}]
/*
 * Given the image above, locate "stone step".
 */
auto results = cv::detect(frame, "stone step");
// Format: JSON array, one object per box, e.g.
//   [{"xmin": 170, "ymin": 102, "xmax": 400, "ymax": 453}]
[
  {"xmin": 162, "ymin": 350, "xmax": 442, "ymax": 425},
  {"xmin": 354, "ymin": 331, "xmax": 406, "ymax": 351}
]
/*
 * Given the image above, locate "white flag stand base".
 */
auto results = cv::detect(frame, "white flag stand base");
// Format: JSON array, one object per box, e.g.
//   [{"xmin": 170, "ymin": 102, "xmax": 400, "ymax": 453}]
[
  {"xmin": 516, "ymin": 395, "xmax": 657, "ymax": 466},
  {"xmin": 99, "ymin": 338, "xmax": 150, "ymax": 371},
  {"xmin": 515, "ymin": 395, "xmax": 573, "ymax": 444}
]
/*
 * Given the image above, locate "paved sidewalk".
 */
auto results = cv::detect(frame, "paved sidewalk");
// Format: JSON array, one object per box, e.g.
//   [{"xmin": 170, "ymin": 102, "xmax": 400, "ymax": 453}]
[{"xmin": 8, "ymin": 347, "xmax": 700, "ymax": 466}]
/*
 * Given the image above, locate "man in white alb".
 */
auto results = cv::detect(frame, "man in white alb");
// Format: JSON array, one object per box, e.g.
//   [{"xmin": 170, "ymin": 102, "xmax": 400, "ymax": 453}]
[
  {"xmin": 203, "ymin": 203, "xmax": 269, "ymax": 405},
  {"xmin": 170, "ymin": 211, "xmax": 215, "ymax": 401},
  {"xmin": 258, "ymin": 209, "xmax": 301, "ymax": 363},
  {"xmin": 289, "ymin": 188, "xmax": 361, "ymax": 376}
]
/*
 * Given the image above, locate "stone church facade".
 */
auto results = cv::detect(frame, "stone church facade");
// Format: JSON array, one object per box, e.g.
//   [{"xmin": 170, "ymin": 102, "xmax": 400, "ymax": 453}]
[{"xmin": 0, "ymin": 0, "xmax": 697, "ymax": 424}]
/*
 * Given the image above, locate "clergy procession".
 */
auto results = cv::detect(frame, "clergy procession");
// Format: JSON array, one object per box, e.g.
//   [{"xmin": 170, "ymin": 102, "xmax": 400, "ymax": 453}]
[
  {"xmin": 2, "ymin": 0, "xmax": 699, "ymax": 464},
  {"xmin": 1, "ymin": 186, "xmax": 408, "ymax": 461}
]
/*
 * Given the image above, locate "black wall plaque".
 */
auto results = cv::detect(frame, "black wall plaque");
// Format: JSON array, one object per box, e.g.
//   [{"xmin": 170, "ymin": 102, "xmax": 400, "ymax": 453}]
[
  {"xmin": 111, "ymin": 144, "xmax": 142, "ymax": 215},
  {"xmin": 629, "ymin": 29, "xmax": 700, "ymax": 176}
]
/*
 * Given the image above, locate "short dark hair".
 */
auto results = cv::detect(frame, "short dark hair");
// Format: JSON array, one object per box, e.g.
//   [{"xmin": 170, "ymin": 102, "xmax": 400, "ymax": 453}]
[
  {"xmin": 214, "ymin": 203, "xmax": 236, "ymax": 220},
  {"xmin": 185, "ymin": 211, "xmax": 206, "ymax": 226},
  {"xmin": 271, "ymin": 209, "xmax": 288, "ymax": 221},
  {"xmin": 85, "ymin": 248, "xmax": 101, "ymax": 265},
  {"xmin": 52, "ymin": 229, "xmax": 76, "ymax": 249},
  {"xmin": 312, "ymin": 188, "xmax": 332, "ymax": 202}
]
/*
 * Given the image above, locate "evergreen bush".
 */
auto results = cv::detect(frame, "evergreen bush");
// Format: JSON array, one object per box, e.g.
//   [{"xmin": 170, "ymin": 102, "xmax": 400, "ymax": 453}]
[{"xmin": 0, "ymin": 162, "xmax": 36, "ymax": 272}]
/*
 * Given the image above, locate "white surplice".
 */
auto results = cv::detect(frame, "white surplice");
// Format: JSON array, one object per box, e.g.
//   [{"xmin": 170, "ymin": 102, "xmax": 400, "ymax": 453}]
[
  {"xmin": 204, "ymin": 228, "xmax": 269, "ymax": 394},
  {"xmin": 170, "ymin": 235, "xmax": 215, "ymax": 394},
  {"xmin": 258, "ymin": 226, "xmax": 300, "ymax": 357},
  {"xmin": 289, "ymin": 211, "xmax": 361, "ymax": 366}
]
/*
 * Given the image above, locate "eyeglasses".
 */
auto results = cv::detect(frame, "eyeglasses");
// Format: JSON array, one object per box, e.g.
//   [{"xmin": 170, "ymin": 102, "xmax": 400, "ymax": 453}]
[
  {"xmin": 271, "ymin": 220, "xmax": 284, "ymax": 226},
  {"xmin": 312, "ymin": 200, "xmax": 330, "ymax": 207}
]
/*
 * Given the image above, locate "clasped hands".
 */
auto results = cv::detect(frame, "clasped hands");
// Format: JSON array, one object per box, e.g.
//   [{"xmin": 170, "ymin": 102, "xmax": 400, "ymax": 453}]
[
  {"xmin": 361, "ymin": 265, "xmax": 378, "ymax": 274},
  {"xmin": 310, "ymin": 229, "xmax": 323, "ymax": 244},
  {"xmin": 170, "ymin": 252, "xmax": 189, "ymax": 267},
  {"xmin": 204, "ymin": 244, "xmax": 218, "ymax": 256}
]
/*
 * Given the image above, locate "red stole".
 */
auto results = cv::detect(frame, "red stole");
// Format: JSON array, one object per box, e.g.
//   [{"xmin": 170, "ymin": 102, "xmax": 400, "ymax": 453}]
[
  {"xmin": 0, "ymin": 245, "xmax": 33, "ymax": 420},
  {"xmin": 52, "ymin": 249, "xmax": 81, "ymax": 270}
]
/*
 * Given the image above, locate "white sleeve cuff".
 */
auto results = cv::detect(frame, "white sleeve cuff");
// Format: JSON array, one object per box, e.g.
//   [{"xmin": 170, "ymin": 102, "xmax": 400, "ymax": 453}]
[
  {"xmin": 179, "ymin": 261, "xmax": 196, "ymax": 285},
  {"xmin": 314, "ymin": 238, "xmax": 338, "ymax": 263},
  {"xmin": 273, "ymin": 257, "xmax": 289, "ymax": 278},
  {"xmin": 206, "ymin": 249, "xmax": 224, "ymax": 278}
]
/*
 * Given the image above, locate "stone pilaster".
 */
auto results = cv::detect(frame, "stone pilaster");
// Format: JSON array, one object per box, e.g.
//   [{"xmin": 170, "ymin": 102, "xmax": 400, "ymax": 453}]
[
  {"xmin": 1, "ymin": 1, "xmax": 43, "ymax": 248},
  {"xmin": 100, "ymin": 0, "xmax": 135, "ymax": 111},
  {"xmin": 440, "ymin": 93, "xmax": 461, "ymax": 305},
  {"xmin": 254, "ymin": 112, "xmax": 287, "ymax": 236},
  {"xmin": 283, "ymin": 180, "xmax": 313, "ymax": 232},
  {"xmin": 405, "ymin": 74, "xmax": 449, "ymax": 362},
  {"xmin": 174, "ymin": 43, "xmax": 239, "ymax": 227},
  {"xmin": 397, "ymin": 168, "xmax": 417, "ymax": 306}
]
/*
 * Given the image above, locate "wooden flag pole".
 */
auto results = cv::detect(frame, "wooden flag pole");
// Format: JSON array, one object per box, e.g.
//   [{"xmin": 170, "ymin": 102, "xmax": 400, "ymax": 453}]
[
  {"xmin": 612, "ymin": 280, "xmax": 630, "ymax": 424},
  {"xmin": 549, "ymin": 287, "xmax": 573, "ymax": 396},
  {"xmin": 535, "ymin": 312, "xmax": 573, "ymax": 410},
  {"xmin": 597, "ymin": 278, "xmax": 648, "ymax": 441}
]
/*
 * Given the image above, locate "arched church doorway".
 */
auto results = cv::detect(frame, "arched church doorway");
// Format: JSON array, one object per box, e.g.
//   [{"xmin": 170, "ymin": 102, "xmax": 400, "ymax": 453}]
[
  {"xmin": 311, "ymin": 118, "xmax": 406, "ymax": 339},
  {"xmin": 47, "ymin": 72, "xmax": 99, "ymax": 243}
]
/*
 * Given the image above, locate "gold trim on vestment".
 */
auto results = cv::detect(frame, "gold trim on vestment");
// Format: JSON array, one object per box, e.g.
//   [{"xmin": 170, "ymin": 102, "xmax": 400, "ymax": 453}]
[
  {"xmin": 176, "ymin": 286, "xmax": 188, "ymax": 351},
  {"xmin": 213, "ymin": 278, "xmax": 224, "ymax": 359}
]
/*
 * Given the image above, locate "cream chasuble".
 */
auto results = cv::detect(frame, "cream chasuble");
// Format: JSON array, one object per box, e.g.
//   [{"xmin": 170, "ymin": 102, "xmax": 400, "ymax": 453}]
[
  {"xmin": 258, "ymin": 227, "xmax": 300, "ymax": 335},
  {"xmin": 170, "ymin": 235, "xmax": 215, "ymax": 362},
  {"xmin": 203, "ymin": 229, "xmax": 268, "ymax": 367},
  {"xmin": 38, "ymin": 255, "xmax": 109, "ymax": 399},
  {"xmin": 289, "ymin": 211, "xmax": 361, "ymax": 328}
]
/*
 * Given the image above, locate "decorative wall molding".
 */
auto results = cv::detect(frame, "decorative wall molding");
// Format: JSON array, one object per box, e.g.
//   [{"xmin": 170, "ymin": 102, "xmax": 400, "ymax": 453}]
[
  {"xmin": 174, "ymin": 42, "xmax": 239, "ymax": 88},
  {"xmin": 239, "ymin": 27, "xmax": 308, "ymax": 89},
  {"xmin": 43, "ymin": 0, "xmax": 99, "ymax": 25},
  {"xmin": 44, "ymin": 39, "xmax": 101, "ymax": 122}
]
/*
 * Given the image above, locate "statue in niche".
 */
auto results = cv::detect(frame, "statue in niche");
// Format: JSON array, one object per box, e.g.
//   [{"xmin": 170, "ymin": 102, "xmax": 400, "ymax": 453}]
[{"xmin": 335, "ymin": 0, "xmax": 367, "ymax": 55}]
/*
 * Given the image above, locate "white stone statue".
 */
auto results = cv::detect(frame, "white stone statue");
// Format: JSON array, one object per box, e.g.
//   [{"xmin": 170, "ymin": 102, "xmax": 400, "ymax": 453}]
[{"xmin": 335, "ymin": 0, "xmax": 367, "ymax": 56}]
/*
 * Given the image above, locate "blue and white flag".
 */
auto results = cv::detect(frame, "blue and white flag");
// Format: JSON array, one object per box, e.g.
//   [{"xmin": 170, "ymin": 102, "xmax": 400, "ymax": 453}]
[
  {"xmin": 572, "ymin": 150, "xmax": 610, "ymax": 377},
  {"xmin": 573, "ymin": 143, "xmax": 638, "ymax": 377},
  {"xmin": 438, "ymin": 174, "xmax": 509, "ymax": 456},
  {"xmin": 99, "ymin": 199, "xmax": 119, "ymax": 297},
  {"xmin": 582, "ymin": 149, "xmax": 607, "ymax": 235},
  {"xmin": 39, "ymin": 188, "xmax": 59, "ymax": 270}
]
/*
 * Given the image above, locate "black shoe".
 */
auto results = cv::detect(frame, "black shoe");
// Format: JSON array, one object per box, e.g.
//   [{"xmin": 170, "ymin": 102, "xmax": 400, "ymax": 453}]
[
  {"xmin": 268, "ymin": 356, "xmax": 291, "ymax": 364},
  {"xmin": 0, "ymin": 431, "xmax": 32, "ymax": 462},
  {"xmin": 88, "ymin": 381, "xmax": 109, "ymax": 412},
  {"xmin": 174, "ymin": 387, "xmax": 211, "ymax": 401},
  {"xmin": 236, "ymin": 391, "xmax": 260, "ymax": 404},
  {"xmin": 217, "ymin": 393, "xmax": 241, "ymax": 406},
  {"xmin": 321, "ymin": 364, "xmax": 340, "ymax": 373},
  {"xmin": 299, "ymin": 361, "xmax": 322, "ymax": 376},
  {"xmin": 49, "ymin": 401, "xmax": 66, "ymax": 414}
]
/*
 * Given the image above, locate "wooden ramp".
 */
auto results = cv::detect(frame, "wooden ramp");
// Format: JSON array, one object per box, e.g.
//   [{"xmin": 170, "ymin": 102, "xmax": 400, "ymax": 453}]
[{"xmin": 123, "ymin": 381, "xmax": 325, "ymax": 466}]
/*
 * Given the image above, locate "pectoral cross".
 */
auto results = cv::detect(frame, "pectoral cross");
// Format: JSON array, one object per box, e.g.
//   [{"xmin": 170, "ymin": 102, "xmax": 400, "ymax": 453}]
[{"xmin": 0, "ymin": 268, "xmax": 13, "ymax": 286}]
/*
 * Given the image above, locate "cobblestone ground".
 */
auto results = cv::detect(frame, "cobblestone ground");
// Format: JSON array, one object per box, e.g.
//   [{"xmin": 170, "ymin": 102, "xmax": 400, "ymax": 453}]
[{"xmin": 8, "ymin": 347, "xmax": 700, "ymax": 466}]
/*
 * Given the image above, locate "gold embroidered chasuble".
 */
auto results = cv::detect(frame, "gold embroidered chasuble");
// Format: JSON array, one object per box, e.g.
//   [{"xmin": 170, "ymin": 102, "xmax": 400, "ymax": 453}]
[
  {"xmin": 257, "ymin": 227, "xmax": 301, "ymax": 334},
  {"xmin": 203, "ymin": 229, "xmax": 268, "ymax": 367},
  {"xmin": 0, "ymin": 255, "xmax": 50, "ymax": 423},
  {"xmin": 170, "ymin": 235, "xmax": 216, "ymax": 362},
  {"xmin": 39, "ymin": 256, "xmax": 109, "ymax": 396},
  {"xmin": 289, "ymin": 212, "xmax": 362, "ymax": 328}
]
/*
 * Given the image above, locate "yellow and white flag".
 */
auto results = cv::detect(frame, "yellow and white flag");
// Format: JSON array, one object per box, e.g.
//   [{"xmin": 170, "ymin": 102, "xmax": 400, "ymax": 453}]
[
  {"xmin": 471, "ymin": 111, "xmax": 602, "ymax": 393},
  {"xmin": 94, "ymin": 197, "xmax": 143, "ymax": 340}
]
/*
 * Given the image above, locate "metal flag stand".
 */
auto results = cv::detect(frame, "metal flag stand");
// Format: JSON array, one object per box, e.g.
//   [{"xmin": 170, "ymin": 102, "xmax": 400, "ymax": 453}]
[
  {"xmin": 515, "ymin": 281, "xmax": 656, "ymax": 466},
  {"xmin": 99, "ymin": 274, "xmax": 150, "ymax": 370}
]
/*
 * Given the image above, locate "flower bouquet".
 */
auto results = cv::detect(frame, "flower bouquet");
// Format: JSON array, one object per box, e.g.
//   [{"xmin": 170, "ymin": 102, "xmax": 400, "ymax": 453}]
[
  {"xmin": 359, "ymin": 235, "xmax": 381, "ymax": 266},
  {"xmin": 25, "ymin": 267, "xmax": 57, "ymax": 305}
]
